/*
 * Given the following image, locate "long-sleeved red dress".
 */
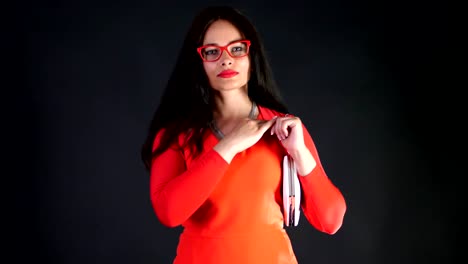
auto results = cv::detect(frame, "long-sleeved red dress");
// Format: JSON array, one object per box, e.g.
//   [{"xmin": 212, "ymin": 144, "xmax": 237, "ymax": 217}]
[{"xmin": 149, "ymin": 105, "xmax": 346, "ymax": 264}]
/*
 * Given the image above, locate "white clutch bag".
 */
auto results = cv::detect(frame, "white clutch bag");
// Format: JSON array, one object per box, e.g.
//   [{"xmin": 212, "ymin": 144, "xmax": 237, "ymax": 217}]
[{"xmin": 283, "ymin": 155, "xmax": 301, "ymax": 227}]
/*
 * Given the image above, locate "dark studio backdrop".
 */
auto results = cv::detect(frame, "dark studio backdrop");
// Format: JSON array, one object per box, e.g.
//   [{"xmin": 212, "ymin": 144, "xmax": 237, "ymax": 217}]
[{"xmin": 13, "ymin": 0, "xmax": 452, "ymax": 263}]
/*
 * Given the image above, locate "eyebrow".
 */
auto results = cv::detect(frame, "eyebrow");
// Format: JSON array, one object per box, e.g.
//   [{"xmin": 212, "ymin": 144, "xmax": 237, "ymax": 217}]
[{"xmin": 203, "ymin": 38, "xmax": 245, "ymax": 46}]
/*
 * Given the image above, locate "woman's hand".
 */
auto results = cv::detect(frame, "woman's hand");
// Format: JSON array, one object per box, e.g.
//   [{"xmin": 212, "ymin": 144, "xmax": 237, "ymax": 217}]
[
  {"xmin": 271, "ymin": 115, "xmax": 316, "ymax": 176},
  {"xmin": 270, "ymin": 114, "xmax": 306, "ymax": 153},
  {"xmin": 214, "ymin": 117, "xmax": 277, "ymax": 163}
]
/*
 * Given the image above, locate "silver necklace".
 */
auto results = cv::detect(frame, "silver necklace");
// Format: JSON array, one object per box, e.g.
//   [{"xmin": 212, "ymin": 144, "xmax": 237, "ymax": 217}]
[{"xmin": 209, "ymin": 101, "xmax": 258, "ymax": 139}]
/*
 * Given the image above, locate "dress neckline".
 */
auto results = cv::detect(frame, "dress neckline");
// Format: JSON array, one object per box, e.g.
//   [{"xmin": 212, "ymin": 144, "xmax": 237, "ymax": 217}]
[{"xmin": 209, "ymin": 101, "xmax": 258, "ymax": 140}]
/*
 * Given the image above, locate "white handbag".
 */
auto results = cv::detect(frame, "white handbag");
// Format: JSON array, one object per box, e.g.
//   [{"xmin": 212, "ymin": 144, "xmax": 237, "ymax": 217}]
[{"xmin": 282, "ymin": 155, "xmax": 301, "ymax": 227}]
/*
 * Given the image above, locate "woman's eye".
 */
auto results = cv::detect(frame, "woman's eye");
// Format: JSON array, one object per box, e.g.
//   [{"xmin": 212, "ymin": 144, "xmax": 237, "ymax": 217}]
[
  {"xmin": 205, "ymin": 49, "xmax": 219, "ymax": 55},
  {"xmin": 231, "ymin": 46, "xmax": 243, "ymax": 52}
]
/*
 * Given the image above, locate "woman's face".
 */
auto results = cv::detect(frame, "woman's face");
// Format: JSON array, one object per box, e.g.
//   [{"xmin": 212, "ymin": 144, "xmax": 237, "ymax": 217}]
[{"xmin": 200, "ymin": 19, "xmax": 250, "ymax": 92}]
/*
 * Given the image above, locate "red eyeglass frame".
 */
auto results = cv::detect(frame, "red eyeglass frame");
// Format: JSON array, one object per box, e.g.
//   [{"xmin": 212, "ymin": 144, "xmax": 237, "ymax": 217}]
[{"xmin": 197, "ymin": 40, "xmax": 251, "ymax": 62}]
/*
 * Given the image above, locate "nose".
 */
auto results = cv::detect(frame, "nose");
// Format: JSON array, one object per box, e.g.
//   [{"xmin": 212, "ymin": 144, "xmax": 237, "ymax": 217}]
[{"xmin": 219, "ymin": 50, "xmax": 233, "ymax": 66}]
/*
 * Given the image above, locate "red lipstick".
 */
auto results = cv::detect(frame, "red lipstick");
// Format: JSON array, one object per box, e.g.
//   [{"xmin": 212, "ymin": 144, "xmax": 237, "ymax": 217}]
[{"xmin": 217, "ymin": 70, "xmax": 239, "ymax": 78}]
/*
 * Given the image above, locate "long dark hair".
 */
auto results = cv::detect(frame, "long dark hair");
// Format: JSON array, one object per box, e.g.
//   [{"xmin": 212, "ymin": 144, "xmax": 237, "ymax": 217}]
[{"xmin": 141, "ymin": 6, "xmax": 289, "ymax": 171}]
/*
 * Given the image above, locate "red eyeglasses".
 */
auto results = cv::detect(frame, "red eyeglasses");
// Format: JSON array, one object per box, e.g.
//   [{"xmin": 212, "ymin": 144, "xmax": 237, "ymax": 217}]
[{"xmin": 197, "ymin": 40, "xmax": 251, "ymax": 62}]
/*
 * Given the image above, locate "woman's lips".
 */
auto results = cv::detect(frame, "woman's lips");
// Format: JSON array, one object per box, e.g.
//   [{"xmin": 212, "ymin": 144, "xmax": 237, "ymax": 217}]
[{"xmin": 217, "ymin": 70, "xmax": 239, "ymax": 78}]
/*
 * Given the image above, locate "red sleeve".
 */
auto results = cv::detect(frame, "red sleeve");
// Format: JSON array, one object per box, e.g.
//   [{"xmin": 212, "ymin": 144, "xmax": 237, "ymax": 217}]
[
  {"xmin": 299, "ymin": 124, "xmax": 347, "ymax": 234},
  {"xmin": 149, "ymin": 131, "xmax": 229, "ymax": 227}
]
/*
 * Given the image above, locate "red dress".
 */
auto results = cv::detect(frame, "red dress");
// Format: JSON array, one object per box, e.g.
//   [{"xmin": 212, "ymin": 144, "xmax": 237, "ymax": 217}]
[{"xmin": 149, "ymin": 106, "xmax": 346, "ymax": 264}]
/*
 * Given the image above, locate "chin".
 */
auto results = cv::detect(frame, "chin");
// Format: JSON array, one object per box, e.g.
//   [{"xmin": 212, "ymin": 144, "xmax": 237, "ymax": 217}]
[{"xmin": 211, "ymin": 80, "xmax": 248, "ymax": 91}]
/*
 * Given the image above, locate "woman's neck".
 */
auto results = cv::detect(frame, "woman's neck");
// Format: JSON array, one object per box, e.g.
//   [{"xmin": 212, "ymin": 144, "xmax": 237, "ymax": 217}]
[{"xmin": 213, "ymin": 92, "xmax": 253, "ymax": 121}]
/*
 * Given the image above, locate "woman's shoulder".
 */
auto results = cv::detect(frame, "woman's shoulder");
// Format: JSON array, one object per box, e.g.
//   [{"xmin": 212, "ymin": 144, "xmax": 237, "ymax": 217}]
[{"xmin": 152, "ymin": 127, "xmax": 190, "ymax": 150}]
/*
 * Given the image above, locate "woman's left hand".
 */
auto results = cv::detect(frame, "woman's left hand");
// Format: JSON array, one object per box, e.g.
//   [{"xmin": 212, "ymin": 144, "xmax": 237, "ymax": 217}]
[{"xmin": 270, "ymin": 114, "xmax": 305, "ymax": 153}]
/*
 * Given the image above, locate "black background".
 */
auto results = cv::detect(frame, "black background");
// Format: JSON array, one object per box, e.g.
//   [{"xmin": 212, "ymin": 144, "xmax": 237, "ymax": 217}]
[{"xmin": 11, "ymin": 0, "xmax": 453, "ymax": 263}]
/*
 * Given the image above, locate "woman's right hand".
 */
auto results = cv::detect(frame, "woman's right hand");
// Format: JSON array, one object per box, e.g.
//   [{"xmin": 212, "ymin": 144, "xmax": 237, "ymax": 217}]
[{"xmin": 213, "ymin": 117, "xmax": 277, "ymax": 163}]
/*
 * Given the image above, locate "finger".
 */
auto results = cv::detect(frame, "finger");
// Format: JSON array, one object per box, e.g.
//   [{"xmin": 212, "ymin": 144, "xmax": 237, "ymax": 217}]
[
  {"xmin": 271, "ymin": 117, "xmax": 280, "ymax": 138},
  {"xmin": 260, "ymin": 117, "xmax": 277, "ymax": 133},
  {"xmin": 276, "ymin": 118, "xmax": 287, "ymax": 140},
  {"xmin": 270, "ymin": 116, "xmax": 278, "ymax": 135},
  {"xmin": 277, "ymin": 118, "xmax": 295, "ymax": 140},
  {"xmin": 272, "ymin": 119, "xmax": 279, "ymax": 138},
  {"xmin": 281, "ymin": 120, "xmax": 291, "ymax": 138}
]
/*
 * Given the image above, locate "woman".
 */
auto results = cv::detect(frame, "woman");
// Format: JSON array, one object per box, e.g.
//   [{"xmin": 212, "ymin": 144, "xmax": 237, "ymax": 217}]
[{"xmin": 141, "ymin": 5, "xmax": 346, "ymax": 264}]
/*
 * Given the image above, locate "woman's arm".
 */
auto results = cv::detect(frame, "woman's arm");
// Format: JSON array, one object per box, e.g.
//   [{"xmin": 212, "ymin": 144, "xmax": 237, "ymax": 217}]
[
  {"xmin": 270, "ymin": 113, "xmax": 347, "ymax": 234},
  {"xmin": 149, "ymin": 131, "xmax": 229, "ymax": 227},
  {"xmin": 296, "ymin": 124, "xmax": 347, "ymax": 234},
  {"xmin": 151, "ymin": 118, "xmax": 276, "ymax": 227}
]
